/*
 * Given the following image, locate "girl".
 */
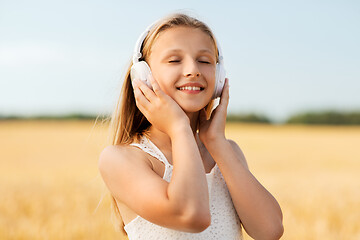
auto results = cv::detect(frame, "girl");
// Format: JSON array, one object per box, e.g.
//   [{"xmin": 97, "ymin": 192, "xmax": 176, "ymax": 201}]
[{"xmin": 99, "ymin": 13, "xmax": 283, "ymax": 240}]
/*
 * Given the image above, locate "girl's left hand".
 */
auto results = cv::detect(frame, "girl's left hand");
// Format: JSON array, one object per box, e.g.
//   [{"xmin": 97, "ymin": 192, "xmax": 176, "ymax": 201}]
[{"xmin": 198, "ymin": 78, "xmax": 229, "ymax": 146}]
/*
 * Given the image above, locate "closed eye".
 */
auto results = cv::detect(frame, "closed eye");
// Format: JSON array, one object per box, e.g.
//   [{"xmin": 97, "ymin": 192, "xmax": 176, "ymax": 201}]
[
  {"xmin": 199, "ymin": 61, "xmax": 211, "ymax": 64},
  {"xmin": 168, "ymin": 60, "xmax": 180, "ymax": 63}
]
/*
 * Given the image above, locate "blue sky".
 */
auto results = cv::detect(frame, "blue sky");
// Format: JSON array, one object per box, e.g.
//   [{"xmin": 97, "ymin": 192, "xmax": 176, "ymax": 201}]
[{"xmin": 0, "ymin": 0, "xmax": 359, "ymax": 122}]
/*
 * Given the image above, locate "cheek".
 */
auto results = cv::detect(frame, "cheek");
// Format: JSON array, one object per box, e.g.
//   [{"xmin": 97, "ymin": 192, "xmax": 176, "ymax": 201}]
[
  {"xmin": 203, "ymin": 67, "xmax": 216, "ymax": 87},
  {"xmin": 150, "ymin": 66, "xmax": 166, "ymax": 88},
  {"xmin": 200, "ymin": 64, "xmax": 216, "ymax": 77},
  {"xmin": 152, "ymin": 67, "xmax": 178, "ymax": 91}
]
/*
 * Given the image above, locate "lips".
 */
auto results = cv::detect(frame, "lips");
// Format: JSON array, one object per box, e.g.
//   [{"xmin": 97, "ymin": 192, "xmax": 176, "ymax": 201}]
[{"xmin": 176, "ymin": 83, "xmax": 205, "ymax": 91}]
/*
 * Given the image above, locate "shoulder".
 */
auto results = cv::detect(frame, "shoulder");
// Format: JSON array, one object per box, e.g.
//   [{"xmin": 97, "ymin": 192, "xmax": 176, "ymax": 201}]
[
  {"xmin": 227, "ymin": 139, "xmax": 249, "ymax": 170},
  {"xmin": 98, "ymin": 144, "xmax": 153, "ymax": 175}
]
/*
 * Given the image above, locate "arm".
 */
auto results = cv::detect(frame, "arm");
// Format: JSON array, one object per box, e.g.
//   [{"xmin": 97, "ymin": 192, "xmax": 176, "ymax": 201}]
[
  {"xmin": 98, "ymin": 141, "xmax": 210, "ymax": 233},
  {"xmin": 99, "ymin": 77, "xmax": 210, "ymax": 233},
  {"xmin": 168, "ymin": 125, "xmax": 211, "ymax": 229},
  {"xmin": 206, "ymin": 139, "xmax": 283, "ymax": 240},
  {"xmin": 198, "ymin": 79, "xmax": 283, "ymax": 239}
]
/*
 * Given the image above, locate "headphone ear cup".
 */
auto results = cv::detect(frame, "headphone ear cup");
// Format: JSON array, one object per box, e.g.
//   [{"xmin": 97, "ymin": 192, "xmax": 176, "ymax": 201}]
[
  {"xmin": 213, "ymin": 63, "xmax": 226, "ymax": 99},
  {"xmin": 130, "ymin": 61, "xmax": 153, "ymax": 89}
]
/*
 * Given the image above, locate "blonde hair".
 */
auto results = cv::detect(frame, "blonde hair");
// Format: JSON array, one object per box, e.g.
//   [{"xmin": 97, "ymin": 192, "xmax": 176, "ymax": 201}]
[{"xmin": 109, "ymin": 12, "xmax": 220, "ymax": 235}]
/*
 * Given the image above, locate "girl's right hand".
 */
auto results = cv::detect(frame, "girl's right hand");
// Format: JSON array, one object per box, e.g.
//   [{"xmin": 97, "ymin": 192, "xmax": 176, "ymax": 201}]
[{"xmin": 132, "ymin": 75, "xmax": 190, "ymax": 137}]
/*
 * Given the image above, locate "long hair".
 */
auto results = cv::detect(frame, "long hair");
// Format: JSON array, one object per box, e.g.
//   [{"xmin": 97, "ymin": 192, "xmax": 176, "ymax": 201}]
[{"xmin": 109, "ymin": 12, "xmax": 220, "ymax": 235}]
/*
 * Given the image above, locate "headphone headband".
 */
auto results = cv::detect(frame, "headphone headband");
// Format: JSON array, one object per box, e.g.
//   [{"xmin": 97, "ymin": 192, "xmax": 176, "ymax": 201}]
[
  {"xmin": 132, "ymin": 23, "xmax": 224, "ymax": 65},
  {"xmin": 132, "ymin": 23, "xmax": 155, "ymax": 63}
]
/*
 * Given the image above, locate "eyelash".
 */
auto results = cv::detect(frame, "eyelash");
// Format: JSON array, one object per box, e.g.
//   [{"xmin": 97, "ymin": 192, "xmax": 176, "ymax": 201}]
[{"xmin": 168, "ymin": 60, "xmax": 211, "ymax": 64}]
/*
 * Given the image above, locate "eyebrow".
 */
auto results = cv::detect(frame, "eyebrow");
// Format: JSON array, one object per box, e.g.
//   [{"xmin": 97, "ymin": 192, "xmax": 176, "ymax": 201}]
[
  {"xmin": 163, "ymin": 48, "xmax": 215, "ymax": 55},
  {"xmin": 160, "ymin": 49, "xmax": 216, "ymax": 62}
]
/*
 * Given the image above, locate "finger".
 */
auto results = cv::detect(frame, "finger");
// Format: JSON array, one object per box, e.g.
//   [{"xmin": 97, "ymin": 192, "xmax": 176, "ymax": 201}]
[
  {"xmin": 209, "ymin": 106, "xmax": 218, "ymax": 121},
  {"xmin": 219, "ymin": 78, "xmax": 230, "ymax": 108},
  {"xmin": 148, "ymin": 74, "xmax": 166, "ymax": 97},
  {"xmin": 133, "ymin": 81, "xmax": 151, "ymax": 112},
  {"xmin": 135, "ymin": 79, "xmax": 156, "ymax": 102},
  {"xmin": 210, "ymin": 78, "xmax": 229, "ymax": 121}
]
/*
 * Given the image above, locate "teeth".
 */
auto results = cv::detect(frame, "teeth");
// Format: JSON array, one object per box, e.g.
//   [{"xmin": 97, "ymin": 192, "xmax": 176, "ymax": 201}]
[{"xmin": 179, "ymin": 86, "xmax": 201, "ymax": 91}]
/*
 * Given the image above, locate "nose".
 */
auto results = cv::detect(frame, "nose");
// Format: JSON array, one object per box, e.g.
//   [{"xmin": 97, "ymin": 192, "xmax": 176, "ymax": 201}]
[
  {"xmin": 183, "ymin": 59, "xmax": 201, "ymax": 78},
  {"xmin": 185, "ymin": 72, "xmax": 200, "ymax": 77}
]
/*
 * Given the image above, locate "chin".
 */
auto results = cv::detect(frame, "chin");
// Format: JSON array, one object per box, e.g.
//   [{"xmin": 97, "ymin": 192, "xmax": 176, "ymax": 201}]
[
  {"xmin": 174, "ymin": 96, "xmax": 212, "ymax": 113},
  {"xmin": 180, "ymin": 104, "xmax": 207, "ymax": 113}
]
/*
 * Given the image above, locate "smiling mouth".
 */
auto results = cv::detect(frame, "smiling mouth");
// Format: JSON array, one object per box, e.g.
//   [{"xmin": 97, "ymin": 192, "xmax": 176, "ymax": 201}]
[{"xmin": 177, "ymin": 86, "xmax": 204, "ymax": 91}]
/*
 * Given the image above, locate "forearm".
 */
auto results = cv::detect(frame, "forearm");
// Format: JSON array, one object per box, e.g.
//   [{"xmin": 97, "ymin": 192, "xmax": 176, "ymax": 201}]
[
  {"xmin": 167, "ymin": 126, "xmax": 210, "ymax": 218},
  {"xmin": 206, "ymin": 139, "xmax": 283, "ymax": 239}
]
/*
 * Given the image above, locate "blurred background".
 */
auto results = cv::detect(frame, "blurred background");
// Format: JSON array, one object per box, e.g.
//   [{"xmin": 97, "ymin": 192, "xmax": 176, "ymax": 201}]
[
  {"xmin": 1, "ymin": 0, "xmax": 359, "ymax": 239},
  {"xmin": 1, "ymin": 0, "xmax": 359, "ymax": 122}
]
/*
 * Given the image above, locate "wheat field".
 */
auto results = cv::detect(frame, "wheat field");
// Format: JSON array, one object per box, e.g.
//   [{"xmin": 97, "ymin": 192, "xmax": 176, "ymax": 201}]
[{"xmin": 0, "ymin": 120, "xmax": 359, "ymax": 240}]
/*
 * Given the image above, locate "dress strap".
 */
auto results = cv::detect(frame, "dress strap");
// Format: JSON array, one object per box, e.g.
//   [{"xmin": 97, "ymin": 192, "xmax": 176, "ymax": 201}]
[{"xmin": 130, "ymin": 136, "xmax": 172, "ymax": 167}]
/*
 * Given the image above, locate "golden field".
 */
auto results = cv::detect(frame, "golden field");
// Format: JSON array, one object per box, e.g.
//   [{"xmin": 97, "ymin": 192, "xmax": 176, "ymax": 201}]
[{"xmin": 0, "ymin": 120, "xmax": 359, "ymax": 240}]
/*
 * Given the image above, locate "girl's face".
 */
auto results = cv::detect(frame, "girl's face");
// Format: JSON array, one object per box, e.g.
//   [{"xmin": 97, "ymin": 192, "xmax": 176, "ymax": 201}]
[{"xmin": 148, "ymin": 26, "xmax": 217, "ymax": 113}]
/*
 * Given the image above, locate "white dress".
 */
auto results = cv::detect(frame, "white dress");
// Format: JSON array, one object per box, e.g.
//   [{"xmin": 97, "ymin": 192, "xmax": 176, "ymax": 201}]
[{"xmin": 124, "ymin": 136, "xmax": 243, "ymax": 240}]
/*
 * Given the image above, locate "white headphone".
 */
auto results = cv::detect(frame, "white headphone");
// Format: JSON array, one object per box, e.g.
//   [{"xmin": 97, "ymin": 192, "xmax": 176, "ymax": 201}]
[{"xmin": 130, "ymin": 23, "xmax": 226, "ymax": 99}]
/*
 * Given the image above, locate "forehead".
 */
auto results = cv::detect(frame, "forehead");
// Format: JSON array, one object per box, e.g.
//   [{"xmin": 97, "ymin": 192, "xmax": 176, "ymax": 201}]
[{"xmin": 150, "ymin": 26, "xmax": 216, "ymax": 56}]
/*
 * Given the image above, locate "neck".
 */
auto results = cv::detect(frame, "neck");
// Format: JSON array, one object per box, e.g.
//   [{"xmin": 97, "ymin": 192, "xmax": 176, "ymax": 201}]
[{"xmin": 148, "ymin": 111, "xmax": 200, "ymax": 151}]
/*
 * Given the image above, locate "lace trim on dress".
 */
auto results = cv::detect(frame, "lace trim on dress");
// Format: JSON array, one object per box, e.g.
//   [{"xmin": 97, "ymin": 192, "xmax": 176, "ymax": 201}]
[{"xmin": 130, "ymin": 136, "xmax": 172, "ymax": 181}]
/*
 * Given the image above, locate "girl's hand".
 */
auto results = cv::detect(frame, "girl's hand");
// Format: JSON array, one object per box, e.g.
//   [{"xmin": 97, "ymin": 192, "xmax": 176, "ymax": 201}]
[
  {"xmin": 198, "ymin": 78, "xmax": 229, "ymax": 146},
  {"xmin": 132, "ymin": 75, "xmax": 190, "ymax": 137}
]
